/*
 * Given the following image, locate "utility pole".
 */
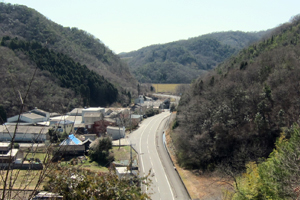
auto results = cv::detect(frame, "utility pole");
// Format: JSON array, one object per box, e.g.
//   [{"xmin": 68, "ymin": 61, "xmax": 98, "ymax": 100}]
[
  {"xmin": 130, "ymin": 109, "xmax": 132, "ymax": 133},
  {"xmin": 130, "ymin": 143, "xmax": 132, "ymax": 174}
]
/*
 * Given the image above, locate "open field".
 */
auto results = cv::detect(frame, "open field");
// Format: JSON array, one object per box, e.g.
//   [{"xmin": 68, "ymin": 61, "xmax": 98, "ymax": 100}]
[
  {"xmin": 152, "ymin": 84, "xmax": 181, "ymax": 94},
  {"xmin": 0, "ymin": 169, "xmax": 49, "ymax": 190},
  {"xmin": 60, "ymin": 157, "xmax": 109, "ymax": 172},
  {"xmin": 112, "ymin": 146, "xmax": 137, "ymax": 161}
]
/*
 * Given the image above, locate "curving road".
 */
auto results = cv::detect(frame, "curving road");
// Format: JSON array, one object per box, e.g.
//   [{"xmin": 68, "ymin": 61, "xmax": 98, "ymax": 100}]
[{"xmin": 128, "ymin": 111, "xmax": 190, "ymax": 200}]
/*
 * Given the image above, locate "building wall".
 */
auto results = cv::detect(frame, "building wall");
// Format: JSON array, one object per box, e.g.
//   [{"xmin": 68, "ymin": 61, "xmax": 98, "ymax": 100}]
[
  {"xmin": 82, "ymin": 108, "xmax": 105, "ymax": 123},
  {"xmin": 84, "ymin": 116, "xmax": 102, "ymax": 125},
  {"xmin": 7, "ymin": 113, "xmax": 47, "ymax": 124},
  {"xmin": 0, "ymin": 133, "xmax": 46, "ymax": 142},
  {"xmin": 107, "ymin": 126, "xmax": 125, "ymax": 140},
  {"xmin": 51, "ymin": 123, "xmax": 74, "ymax": 134}
]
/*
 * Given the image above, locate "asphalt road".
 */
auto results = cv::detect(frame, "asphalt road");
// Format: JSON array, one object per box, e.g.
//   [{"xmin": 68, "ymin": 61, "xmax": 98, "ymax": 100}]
[{"xmin": 128, "ymin": 112, "xmax": 190, "ymax": 200}]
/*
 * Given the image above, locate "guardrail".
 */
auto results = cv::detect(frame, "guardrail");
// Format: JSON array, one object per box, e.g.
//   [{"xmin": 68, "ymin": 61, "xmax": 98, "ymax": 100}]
[{"xmin": 163, "ymin": 132, "xmax": 192, "ymax": 200}]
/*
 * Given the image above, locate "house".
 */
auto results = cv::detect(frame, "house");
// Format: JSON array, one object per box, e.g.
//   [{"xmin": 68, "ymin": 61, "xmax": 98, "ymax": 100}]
[
  {"xmin": 7, "ymin": 107, "xmax": 50, "ymax": 124},
  {"xmin": 104, "ymin": 108, "xmax": 113, "ymax": 116},
  {"xmin": 0, "ymin": 142, "xmax": 23, "ymax": 164},
  {"xmin": 82, "ymin": 134, "xmax": 97, "ymax": 141},
  {"xmin": 89, "ymin": 118, "xmax": 116, "ymax": 136},
  {"xmin": 107, "ymin": 126, "xmax": 125, "ymax": 140},
  {"xmin": 134, "ymin": 95, "xmax": 144, "ymax": 104},
  {"xmin": 50, "ymin": 120, "xmax": 74, "ymax": 134},
  {"xmin": 131, "ymin": 104, "xmax": 147, "ymax": 114},
  {"xmin": 0, "ymin": 125, "xmax": 50, "ymax": 142},
  {"xmin": 82, "ymin": 107, "xmax": 105, "ymax": 123},
  {"xmin": 83, "ymin": 112, "xmax": 103, "ymax": 128},
  {"xmin": 57, "ymin": 134, "xmax": 85, "ymax": 157},
  {"xmin": 81, "ymin": 138, "xmax": 93, "ymax": 151}
]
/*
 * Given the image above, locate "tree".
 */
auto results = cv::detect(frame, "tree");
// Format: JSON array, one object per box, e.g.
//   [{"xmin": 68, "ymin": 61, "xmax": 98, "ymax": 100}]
[
  {"xmin": 44, "ymin": 166, "xmax": 151, "ymax": 200},
  {"xmin": 170, "ymin": 104, "xmax": 176, "ymax": 112},
  {"xmin": 88, "ymin": 137, "xmax": 113, "ymax": 165},
  {"xmin": 175, "ymin": 84, "xmax": 190, "ymax": 96},
  {"xmin": 0, "ymin": 104, "xmax": 7, "ymax": 124},
  {"xmin": 137, "ymin": 84, "xmax": 140, "ymax": 95},
  {"xmin": 230, "ymin": 125, "xmax": 300, "ymax": 199}
]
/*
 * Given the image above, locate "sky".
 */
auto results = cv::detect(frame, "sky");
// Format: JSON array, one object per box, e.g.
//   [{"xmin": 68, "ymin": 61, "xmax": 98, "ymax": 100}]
[{"xmin": 2, "ymin": 0, "xmax": 300, "ymax": 53}]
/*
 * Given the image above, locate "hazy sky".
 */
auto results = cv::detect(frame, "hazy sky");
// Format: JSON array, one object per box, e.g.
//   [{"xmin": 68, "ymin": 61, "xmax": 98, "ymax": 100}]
[{"xmin": 2, "ymin": 0, "xmax": 300, "ymax": 53}]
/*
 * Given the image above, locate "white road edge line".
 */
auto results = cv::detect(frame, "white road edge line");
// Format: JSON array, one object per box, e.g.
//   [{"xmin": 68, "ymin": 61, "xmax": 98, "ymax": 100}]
[{"xmin": 155, "ymin": 113, "xmax": 175, "ymax": 200}]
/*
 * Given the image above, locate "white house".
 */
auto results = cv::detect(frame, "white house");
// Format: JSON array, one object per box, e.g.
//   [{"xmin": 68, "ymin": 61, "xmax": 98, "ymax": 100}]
[
  {"xmin": 82, "ymin": 107, "xmax": 105, "ymax": 123},
  {"xmin": 107, "ymin": 126, "xmax": 125, "ymax": 140},
  {"xmin": 83, "ymin": 112, "xmax": 102, "ymax": 128}
]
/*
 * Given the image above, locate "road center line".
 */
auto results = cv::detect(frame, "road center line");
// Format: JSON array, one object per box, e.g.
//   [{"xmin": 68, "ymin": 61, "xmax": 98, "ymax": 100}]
[
  {"xmin": 139, "ymin": 116, "xmax": 158, "ymax": 174},
  {"xmin": 155, "ymin": 114, "xmax": 175, "ymax": 200}
]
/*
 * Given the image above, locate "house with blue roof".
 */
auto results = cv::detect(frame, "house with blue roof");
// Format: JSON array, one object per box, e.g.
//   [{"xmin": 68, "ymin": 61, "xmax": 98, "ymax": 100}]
[
  {"xmin": 60, "ymin": 134, "xmax": 82, "ymax": 145},
  {"xmin": 55, "ymin": 134, "xmax": 85, "ymax": 159}
]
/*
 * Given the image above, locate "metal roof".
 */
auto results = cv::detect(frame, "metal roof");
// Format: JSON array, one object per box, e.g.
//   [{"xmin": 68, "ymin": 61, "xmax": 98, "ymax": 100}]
[{"xmin": 60, "ymin": 134, "xmax": 82, "ymax": 145}]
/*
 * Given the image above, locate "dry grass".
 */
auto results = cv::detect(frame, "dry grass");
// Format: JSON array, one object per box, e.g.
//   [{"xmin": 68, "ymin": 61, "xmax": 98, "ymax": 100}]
[
  {"xmin": 165, "ymin": 126, "xmax": 233, "ymax": 200},
  {"xmin": 0, "ymin": 169, "xmax": 47, "ymax": 190},
  {"xmin": 113, "ymin": 146, "xmax": 137, "ymax": 161},
  {"xmin": 152, "ymin": 84, "xmax": 181, "ymax": 94}
]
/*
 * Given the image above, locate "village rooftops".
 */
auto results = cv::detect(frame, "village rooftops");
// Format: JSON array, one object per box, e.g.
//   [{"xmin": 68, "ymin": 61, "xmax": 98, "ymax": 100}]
[
  {"xmin": 21, "ymin": 113, "xmax": 45, "ymax": 119},
  {"xmin": 83, "ymin": 107, "xmax": 105, "ymax": 112},
  {"xmin": 83, "ymin": 112, "xmax": 102, "ymax": 118},
  {"xmin": 50, "ymin": 115, "xmax": 68, "ymax": 121},
  {"xmin": 0, "ymin": 125, "xmax": 50, "ymax": 135},
  {"xmin": 0, "ymin": 142, "xmax": 11, "ymax": 151},
  {"xmin": 0, "ymin": 142, "xmax": 10, "ymax": 147},
  {"xmin": 56, "ymin": 120, "xmax": 74, "ymax": 125},
  {"xmin": 131, "ymin": 115, "xmax": 143, "ymax": 119},
  {"xmin": 0, "ymin": 149, "xmax": 19, "ymax": 157},
  {"xmin": 68, "ymin": 108, "xmax": 83, "ymax": 116},
  {"xmin": 66, "ymin": 115, "xmax": 83, "ymax": 123}
]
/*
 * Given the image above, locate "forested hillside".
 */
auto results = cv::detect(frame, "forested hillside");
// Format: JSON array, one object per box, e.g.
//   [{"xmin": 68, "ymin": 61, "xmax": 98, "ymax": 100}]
[
  {"xmin": 173, "ymin": 15, "xmax": 300, "ymax": 172},
  {"xmin": 0, "ymin": 44, "xmax": 77, "ymax": 117},
  {"xmin": 120, "ymin": 31, "xmax": 267, "ymax": 83},
  {"xmin": 0, "ymin": 3, "xmax": 137, "ymax": 93},
  {"xmin": 0, "ymin": 36, "xmax": 120, "ymax": 117},
  {"xmin": 0, "ymin": 3, "xmax": 137, "ymax": 118}
]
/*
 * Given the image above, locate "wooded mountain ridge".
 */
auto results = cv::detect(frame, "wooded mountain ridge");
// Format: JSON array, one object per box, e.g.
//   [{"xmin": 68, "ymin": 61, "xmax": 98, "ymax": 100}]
[
  {"xmin": 173, "ymin": 15, "xmax": 300, "ymax": 172},
  {"xmin": 0, "ymin": 3, "xmax": 135, "ymax": 118},
  {"xmin": 120, "ymin": 30, "xmax": 269, "ymax": 83},
  {"xmin": 0, "ymin": 3, "xmax": 136, "ymax": 90}
]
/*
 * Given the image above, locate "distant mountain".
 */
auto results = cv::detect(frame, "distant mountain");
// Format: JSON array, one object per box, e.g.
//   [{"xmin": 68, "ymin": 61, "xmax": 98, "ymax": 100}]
[
  {"xmin": 0, "ymin": 3, "xmax": 136, "ymax": 118},
  {"xmin": 173, "ymin": 15, "xmax": 300, "ymax": 171},
  {"xmin": 120, "ymin": 31, "xmax": 268, "ymax": 83},
  {"xmin": 0, "ymin": 3, "xmax": 137, "ymax": 89}
]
